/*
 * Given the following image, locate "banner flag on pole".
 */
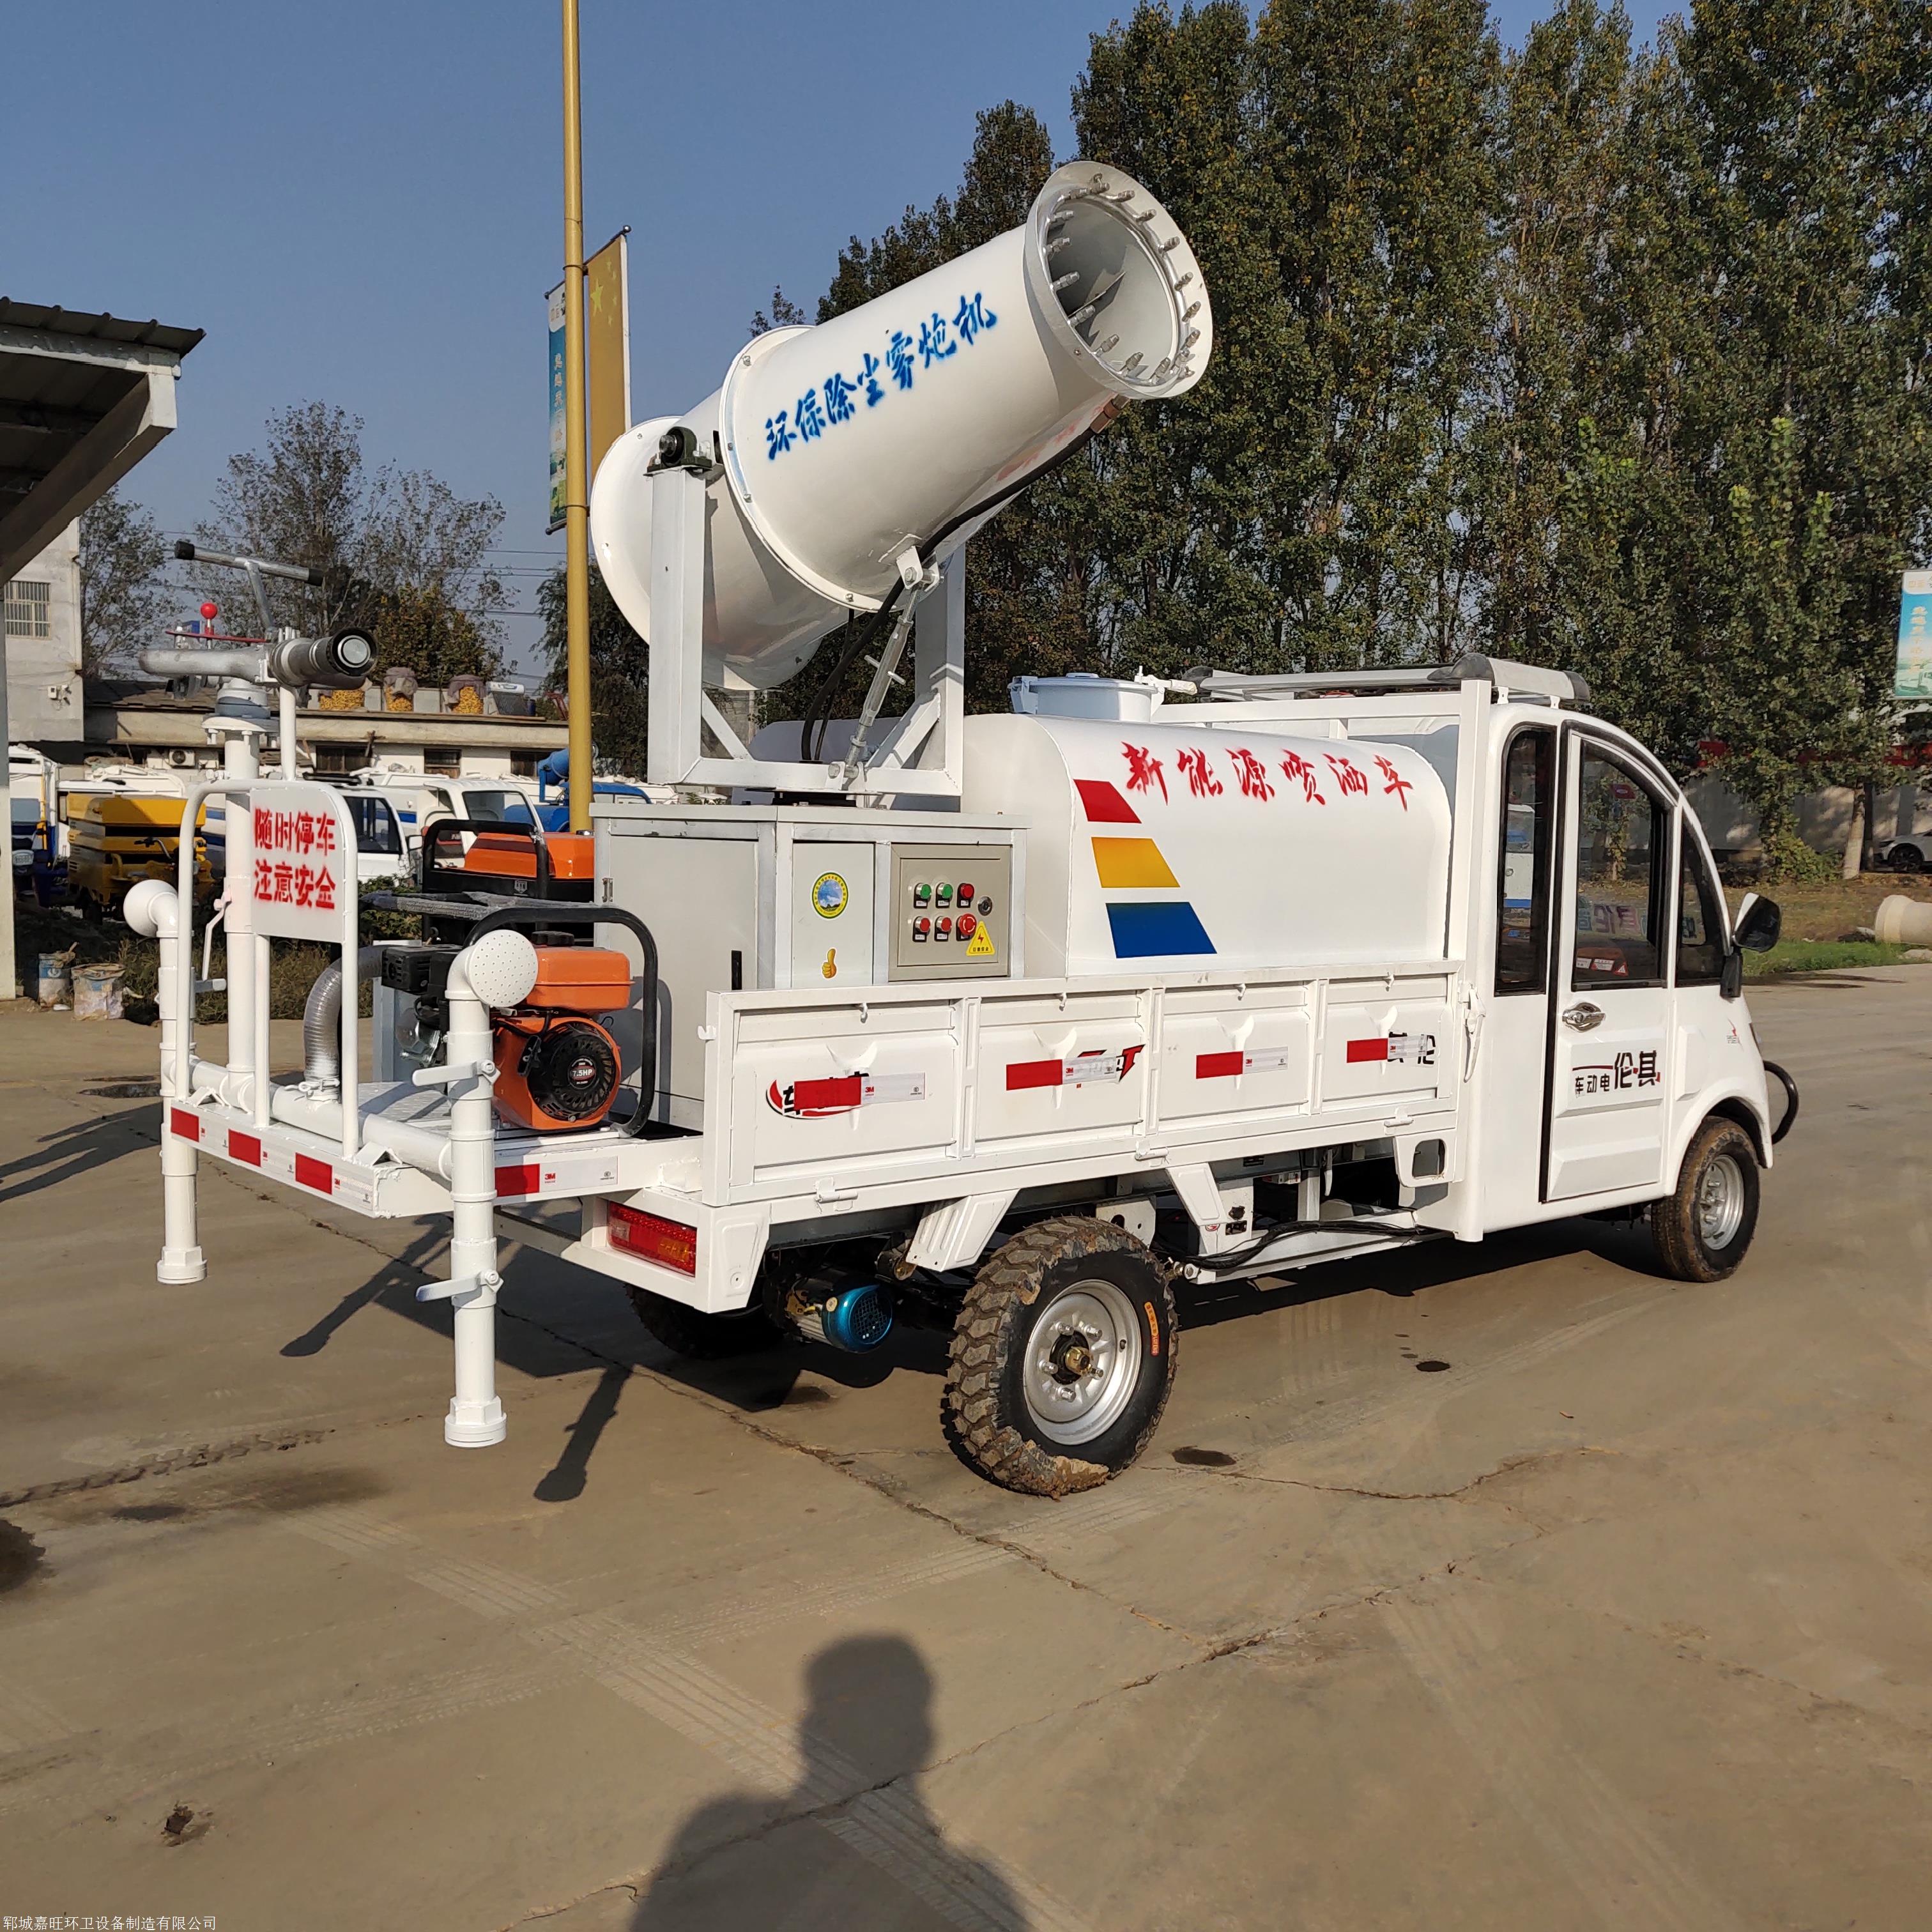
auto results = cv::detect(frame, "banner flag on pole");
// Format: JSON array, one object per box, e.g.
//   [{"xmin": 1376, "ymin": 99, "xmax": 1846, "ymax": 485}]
[
  {"xmin": 585, "ymin": 228, "xmax": 632, "ymax": 482},
  {"xmin": 546, "ymin": 280, "xmax": 567, "ymax": 535},
  {"xmin": 1897, "ymin": 572, "xmax": 1932, "ymax": 704}
]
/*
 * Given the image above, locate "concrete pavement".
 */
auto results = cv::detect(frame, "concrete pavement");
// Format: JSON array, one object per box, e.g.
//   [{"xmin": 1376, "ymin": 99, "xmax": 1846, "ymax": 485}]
[{"xmin": 1, "ymin": 974, "xmax": 1928, "ymax": 1929}]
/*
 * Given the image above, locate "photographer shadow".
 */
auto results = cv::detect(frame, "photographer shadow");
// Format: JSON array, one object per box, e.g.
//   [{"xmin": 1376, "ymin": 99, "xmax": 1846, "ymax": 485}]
[{"xmin": 631, "ymin": 1634, "xmax": 1031, "ymax": 1931}]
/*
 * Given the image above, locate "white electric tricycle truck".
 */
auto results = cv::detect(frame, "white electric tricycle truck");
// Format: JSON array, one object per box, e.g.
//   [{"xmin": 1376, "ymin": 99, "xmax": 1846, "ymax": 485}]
[{"xmin": 133, "ymin": 161, "xmax": 1796, "ymax": 1496}]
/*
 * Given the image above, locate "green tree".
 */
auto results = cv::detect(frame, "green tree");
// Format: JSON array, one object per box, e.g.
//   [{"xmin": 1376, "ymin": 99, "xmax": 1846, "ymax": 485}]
[
  {"xmin": 1477, "ymin": 6, "xmax": 1721, "ymax": 769},
  {"xmin": 1698, "ymin": 418, "xmax": 1866, "ymax": 851},
  {"xmin": 77, "ymin": 484, "xmax": 169, "ymax": 674},
  {"xmin": 1482, "ymin": 0, "xmax": 1639, "ymax": 661},
  {"xmin": 1671, "ymin": 0, "xmax": 1929, "ymax": 856},
  {"xmin": 668, "ymin": 0, "xmax": 1932, "ymax": 873},
  {"xmin": 1246, "ymin": 0, "xmax": 1501, "ymax": 668},
  {"xmin": 360, "ymin": 581, "xmax": 502, "ymax": 688},
  {"xmin": 538, "ymin": 558, "xmax": 648, "ymax": 772},
  {"xmin": 196, "ymin": 401, "xmax": 507, "ymax": 679}
]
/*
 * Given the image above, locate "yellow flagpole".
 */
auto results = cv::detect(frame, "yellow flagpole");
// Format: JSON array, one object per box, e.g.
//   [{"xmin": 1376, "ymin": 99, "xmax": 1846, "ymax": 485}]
[{"xmin": 561, "ymin": 0, "xmax": 591, "ymax": 832}]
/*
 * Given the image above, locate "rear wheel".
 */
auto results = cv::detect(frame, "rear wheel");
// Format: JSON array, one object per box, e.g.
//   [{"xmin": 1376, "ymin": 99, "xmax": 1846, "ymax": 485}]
[
  {"xmin": 1890, "ymin": 844, "xmax": 1924, "ymax": 873},
  {"xmin": 1649, "ymin": 1117, "xmax": 1760, "ymax": 1282},
  {"xmin": 626, "ymin": 1286, "xmax": 779, "ymax": 1359},
  {"xmin": 945, "ymin": 1215, "xmax": 1177, "ymax": 1496}
]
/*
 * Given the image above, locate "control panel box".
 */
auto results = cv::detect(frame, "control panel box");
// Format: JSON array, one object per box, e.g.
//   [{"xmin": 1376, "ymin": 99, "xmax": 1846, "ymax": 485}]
[
  {"xmin": 791, "ymin": 841, "xmax": 877, "ymax": 986},
  {"xmin": 595, "ymin": 803, "xmax": 1024, "ymax": 1128},
  {"xmin": 888, "ymin": 843, "xmax": 1013, "ymax": 982}
]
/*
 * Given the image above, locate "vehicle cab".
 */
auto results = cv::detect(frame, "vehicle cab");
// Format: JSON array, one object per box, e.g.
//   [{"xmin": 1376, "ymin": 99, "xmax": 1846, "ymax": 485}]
[
  {"xmin": 334, "ymin": 788, "xmax": 413, "ymax": 886},
  {"xmin": 1459, "ymin": 694, "xmax": 1781, "ymax": 1249}
]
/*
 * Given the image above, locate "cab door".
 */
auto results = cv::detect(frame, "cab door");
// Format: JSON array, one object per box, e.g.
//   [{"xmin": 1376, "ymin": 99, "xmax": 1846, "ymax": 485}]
[{"xmin": 1543, "ymin": 736, "xmax": 1673, "ymax": 1200}]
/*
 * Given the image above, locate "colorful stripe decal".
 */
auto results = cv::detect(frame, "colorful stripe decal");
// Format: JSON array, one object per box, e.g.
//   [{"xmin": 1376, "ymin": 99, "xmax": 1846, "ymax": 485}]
[
  {"xmin": 169, "ymin": 1107, "xmax": 199, "ymax": 1143},
  {"xmin": 1075, "ymin": 779, "xmax": 1140, "ymax": 824},
  {"xmin": 1075, "ymin": 770, "xmax": 1216, "ymax": 959},
  {"xmin": 294, "ymin": 1153, "xmax": 334, "ymax": 1193},
  {"xmin": 1346, "ymin": 1038, "xmax": 1389, "ymax": 1063},
  {"xmin": 1091, "ymin": 837, "xmax": 1178, "ymax": 889},
  {"xmin": 496, "ymin": 1163, "xmax": 540, "ymax": 1197},
  {"xmin": 1106, "ymin": 902, "xmax": 1216, "ymax": 958},
  {"xmin": 228, "ymin": 1130, "xmax": 261, "ymax": 1166}
]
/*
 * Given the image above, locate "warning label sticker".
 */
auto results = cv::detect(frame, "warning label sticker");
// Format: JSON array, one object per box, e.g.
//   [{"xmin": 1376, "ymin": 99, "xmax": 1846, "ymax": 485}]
[{"xmin": 966, "ymin": 923, "xmax": 996, "ymax": 958}]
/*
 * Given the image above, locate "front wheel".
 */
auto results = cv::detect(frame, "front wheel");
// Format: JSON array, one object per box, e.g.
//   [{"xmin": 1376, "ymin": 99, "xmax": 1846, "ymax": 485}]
[
  {"xmin": 1649, "ymin": 1117, "xmax": 1760, "ymax": 1282},
  {"xmin": 944, "ymin": 1215, "xmax": 1177, "ymax": 1496}
]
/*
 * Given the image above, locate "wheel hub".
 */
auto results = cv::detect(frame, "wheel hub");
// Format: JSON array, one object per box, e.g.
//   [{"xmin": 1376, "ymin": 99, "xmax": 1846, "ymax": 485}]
[
  {"xmin": 1697, "ymin": 1152, "xmax": 1746, "ymax": 1249},
  {"xmin": 1022, "ymin": 1278, "xmax": 1144, "ymax": 1448},
  {"xmin": 1050, "ymin": 1333, "xmax": 1094, "ymax": 1381}
]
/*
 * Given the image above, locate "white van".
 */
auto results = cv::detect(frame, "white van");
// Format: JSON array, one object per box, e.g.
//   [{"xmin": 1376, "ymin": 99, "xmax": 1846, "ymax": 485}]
[{"xmin": 346, "ymin": 770, "xmax": 539, "ymax": 858}]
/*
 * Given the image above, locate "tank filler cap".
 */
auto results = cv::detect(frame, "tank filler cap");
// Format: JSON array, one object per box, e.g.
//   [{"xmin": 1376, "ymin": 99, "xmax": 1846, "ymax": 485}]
[{"xmin": 1009, "ymin": 673, "xmax": 1159, "ymax": 723}]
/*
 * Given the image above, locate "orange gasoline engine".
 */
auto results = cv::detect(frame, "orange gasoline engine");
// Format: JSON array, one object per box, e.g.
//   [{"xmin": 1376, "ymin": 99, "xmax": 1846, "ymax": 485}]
[{"xmin": 491, "ymin": 947, "xmax": 631, "ymax": 1133}]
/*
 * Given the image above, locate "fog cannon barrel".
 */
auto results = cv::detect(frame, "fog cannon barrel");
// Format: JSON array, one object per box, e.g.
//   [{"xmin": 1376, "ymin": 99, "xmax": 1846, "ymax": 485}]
[{"xmin": 590, "ymin": 160, "xmax": 1212, "ymax": 690}]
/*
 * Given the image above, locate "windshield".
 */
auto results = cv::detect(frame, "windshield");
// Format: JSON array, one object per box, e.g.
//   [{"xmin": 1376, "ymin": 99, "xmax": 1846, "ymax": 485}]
[{"xmin": 463, "ymin": 790, "xmax": 534, "ymax": 824}]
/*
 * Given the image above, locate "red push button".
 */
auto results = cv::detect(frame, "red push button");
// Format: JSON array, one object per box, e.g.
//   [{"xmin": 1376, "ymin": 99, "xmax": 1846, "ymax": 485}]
[
  {"xmin": 912, "ymin": 917, "xmax": 931, "ymax": 942},
  {"xmin": 956, "ymin": 913, "xmax": 978, "ymax": 940},
  {"xmin": 935, "ymin": 916, "xmax": 953, "ymax": 938},
  {"xmin": 956, "ymin": 880, "xmax": 974, "ymax": 903}
]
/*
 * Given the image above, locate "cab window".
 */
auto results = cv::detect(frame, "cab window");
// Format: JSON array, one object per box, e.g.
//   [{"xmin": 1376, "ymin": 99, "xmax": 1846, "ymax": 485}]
[
  {"xmin": 1572, "ymin": 747, "xmax": 1664, "ymax": 987},
  {"xmin": 343, "ymin": 795, "xmax": 402, "ymax": 856},
  {"xmin": 1495, "ymin": 727, "xmax": 1555, "ymax": 993},
  {"xmin": 1675, "ymin": 828, "xmax": 1726, "ymax": 985}
]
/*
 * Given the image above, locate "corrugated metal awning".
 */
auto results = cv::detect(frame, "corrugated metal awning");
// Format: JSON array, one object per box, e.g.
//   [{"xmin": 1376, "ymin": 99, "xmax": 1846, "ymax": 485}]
[{"xmin": 0, "ymin": 297, "xmax": 203, "ymax": 582}]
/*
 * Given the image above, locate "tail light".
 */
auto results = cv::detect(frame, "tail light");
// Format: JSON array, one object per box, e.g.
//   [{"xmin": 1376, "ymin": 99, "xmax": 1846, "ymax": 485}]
[{"xmin": 608, "ymin": 1203, "xmax": 698, "ymax": 1274}]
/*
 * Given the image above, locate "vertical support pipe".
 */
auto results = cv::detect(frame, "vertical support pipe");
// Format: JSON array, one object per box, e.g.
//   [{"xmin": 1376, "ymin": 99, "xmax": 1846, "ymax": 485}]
[
  {"xmin": 221, "ymin": 728, "xmax": 261, "ymax": 1109},
  {"xmin": 441, "ymin": 965, "xmax": 506, "ymax": 1447},
  {"xmin": 146, "ymin": 885, "xmax": 205, "ymax": 1285},
  {"xmin": 253, "ymin": 933, "xmax": 272, "ymax": 1131},
  {"xmin": 561, "ymin": 0, "xmax": 592, "ymax": 832}
]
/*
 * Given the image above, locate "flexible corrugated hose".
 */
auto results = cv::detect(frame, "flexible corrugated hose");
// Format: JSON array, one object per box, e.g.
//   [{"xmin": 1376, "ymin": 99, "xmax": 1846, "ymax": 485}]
[{"xmin": 302, "ymin": 947, "xmax": 385, "ymax": 1085}]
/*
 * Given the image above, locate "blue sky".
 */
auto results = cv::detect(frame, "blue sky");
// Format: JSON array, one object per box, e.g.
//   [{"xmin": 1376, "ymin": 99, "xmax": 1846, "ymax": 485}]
[{"xmin": 6, "ymin": 0, "xmax": 1670, "ymax": 673}]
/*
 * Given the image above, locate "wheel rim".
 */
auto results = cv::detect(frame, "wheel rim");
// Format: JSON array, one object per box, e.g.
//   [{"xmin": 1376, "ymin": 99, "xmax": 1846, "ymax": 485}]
[
  {"xmin": 1697, "ymin": 1151, "xmax": 1746, "ymax": 1250},
  {"xmin": 1021, "ymin": 1277, "xmax": 1144, "ymax": 1447}
]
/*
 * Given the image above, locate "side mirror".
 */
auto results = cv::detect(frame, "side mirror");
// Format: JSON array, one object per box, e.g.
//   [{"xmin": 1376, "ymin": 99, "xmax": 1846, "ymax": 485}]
[{"xmin": 1733, "ymin": 891, "xmax": 1782, "ymax": 953}]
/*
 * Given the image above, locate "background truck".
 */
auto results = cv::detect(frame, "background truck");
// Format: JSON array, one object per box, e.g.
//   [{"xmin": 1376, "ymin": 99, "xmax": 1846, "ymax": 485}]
[{"xmin": 134, "ymin": 158, "xmax": 1795, "ymax": 1497}]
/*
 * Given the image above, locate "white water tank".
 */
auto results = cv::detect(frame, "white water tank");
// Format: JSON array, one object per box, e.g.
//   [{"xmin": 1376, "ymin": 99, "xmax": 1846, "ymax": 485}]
[
  {"xmin": 590, "ymin": 161, "xmax": 1212, "ymax": 689},
  {"xmin": 960, "ymin": 713, "xmax": 1452, "ymax": 975}
]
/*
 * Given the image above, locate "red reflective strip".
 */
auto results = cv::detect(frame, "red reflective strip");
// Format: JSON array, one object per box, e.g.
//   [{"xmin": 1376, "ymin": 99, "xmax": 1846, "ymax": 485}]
[
  {"xmin": 1195, "ymin": 1050, "xmax": 1245, "ymax": 1079},
  {"xmin": 496, "ymin": 1163, "xmax": 540, "ymax": 1197},
  {"xmin": 169, "ymin": 1108, "xmax": 200, "ymax": 1143},
  {"xmin": 1346, "ymin": 1038, "xmax": 1389, "ymax": 1063},
  {"xmin": 294, "ymin": 1153, "xmax": 333, "ymax": 1193},
  {"xmin": 227, "ymin": 1130, "xmax": 261, "ymax": 1166},
  {"xmin": 1006, "ymin": 1058, "xmax": 1064, "ymax": 1091},
  {"xmin": 1074, "ymin": 779, "xmax": 1139, "ymax": 824},
  {"xmin": 791, "ymin": 1075, "xmax": 864, "ymax": 1114}
]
